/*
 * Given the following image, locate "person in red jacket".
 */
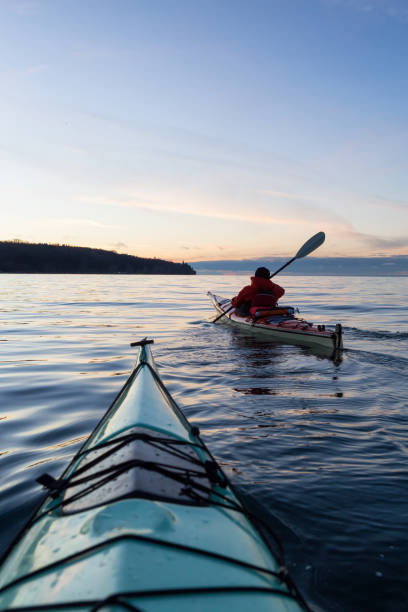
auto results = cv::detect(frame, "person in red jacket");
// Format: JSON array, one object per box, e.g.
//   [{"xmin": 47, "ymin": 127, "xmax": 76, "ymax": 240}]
[{"xmin": 231, "ymin": 267, "xmax": 285, "ymax": 316}]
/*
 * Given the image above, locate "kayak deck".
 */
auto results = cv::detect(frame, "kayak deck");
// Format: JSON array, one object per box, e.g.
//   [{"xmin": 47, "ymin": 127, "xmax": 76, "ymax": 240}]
[
  {"xmin": 208, "ymin": 291, "xmax": 343, "ymax": 353},
  {"xmin": 0, "ymin": 339, "xmax": 309, "ymax": 612}
]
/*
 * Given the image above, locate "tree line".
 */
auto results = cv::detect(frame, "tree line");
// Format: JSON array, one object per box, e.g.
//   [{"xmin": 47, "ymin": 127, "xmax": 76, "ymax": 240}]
[{"xmin": 0, "ymin": 241, "xmax": 196, "ymax": 275}]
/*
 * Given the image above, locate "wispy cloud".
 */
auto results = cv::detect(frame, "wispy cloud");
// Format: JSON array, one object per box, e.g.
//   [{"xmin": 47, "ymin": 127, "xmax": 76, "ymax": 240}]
[
  {"xmin": 26, "ymin": 64, "xmax": 48, "ymax": 74},
  {"xmin": 111, "ymin": 241, "xmax": 128, "ymax": 250},
  {"xmin": 258, "ymin": 190, "xmax": 320, "ymax": 202},
  {"xmin": 33, "ymin": 218, "xmax": 124, "ymax": 231},
  {"xmin": 328, "ymin": 226, "xmax": 408, "ymax": 256},
  {"xmin": 79, "ymin": 193, "xmax": 347, "ymax": 231},
  {"xmin": 321, "ymin": 0, "xmax": 408, "ymax": 22},
  {"xmin": 372, "ymin": 196, "xmax": 408, "ymax": 212},
  {"xmin": 71, "ymin": 43, "xmax": 130, "ymax": 61},
  {"xmin": 10, "ymin": 0, "xmax": 42, "ymax": 16},
  {"xmin": 259, "ymin": 184, "xmax": 408, "ymax": 232},
  {"xmin": 352, "ymin": 232, "xmax": 408, "ymax": 250}
]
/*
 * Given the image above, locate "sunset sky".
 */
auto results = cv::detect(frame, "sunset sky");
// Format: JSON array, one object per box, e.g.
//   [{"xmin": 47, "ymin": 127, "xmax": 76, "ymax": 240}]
[{"xmin": 1, "ymin": 0, "xmax": 407, "ymax": 261}]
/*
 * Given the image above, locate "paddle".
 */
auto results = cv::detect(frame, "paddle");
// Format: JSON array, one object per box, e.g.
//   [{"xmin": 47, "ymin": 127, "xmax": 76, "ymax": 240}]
[
  {"xmin": 269, "ymin": 231, "xmax": 325, "ymax": 277},
  {"xmin": 212, "ymin": 231, "xmax": 325, "ymax": 323},
  {"xmin": 212, "ymin": 303, "xmax": 235, "ymax": 323}
]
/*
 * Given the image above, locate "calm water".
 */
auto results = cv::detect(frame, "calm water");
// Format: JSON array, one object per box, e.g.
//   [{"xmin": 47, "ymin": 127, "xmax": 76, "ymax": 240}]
[{"xmin": 0, "ymin": 274, "xmax": 407, "ymax": 611}]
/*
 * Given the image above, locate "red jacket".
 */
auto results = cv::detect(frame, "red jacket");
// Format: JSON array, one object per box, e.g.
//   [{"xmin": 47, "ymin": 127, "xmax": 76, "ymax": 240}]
[{"xmin": 232, "ymin": 276, "xmax": 285, "ymax": 308}]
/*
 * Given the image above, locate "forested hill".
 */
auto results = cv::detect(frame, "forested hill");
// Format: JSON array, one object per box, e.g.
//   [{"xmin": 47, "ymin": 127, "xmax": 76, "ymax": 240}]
[{"xmin": 0, "ymin": 242, "xmax": 196, "ymax": 275}]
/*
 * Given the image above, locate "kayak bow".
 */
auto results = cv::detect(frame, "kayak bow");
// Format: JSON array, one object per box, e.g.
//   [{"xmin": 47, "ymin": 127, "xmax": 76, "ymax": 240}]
[{"xmin": 0, "ymin": 339, "xmax": 310, "ymax": 611}]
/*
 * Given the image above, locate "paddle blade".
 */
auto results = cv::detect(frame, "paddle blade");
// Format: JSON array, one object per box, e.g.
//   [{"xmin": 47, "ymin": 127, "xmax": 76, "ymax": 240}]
[{"xmin": 295, "ymin": 231, "xmax": 325, "ymax": 259}]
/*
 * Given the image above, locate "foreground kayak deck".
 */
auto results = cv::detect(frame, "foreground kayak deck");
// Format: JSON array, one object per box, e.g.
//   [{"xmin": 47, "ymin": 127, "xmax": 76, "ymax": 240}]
[
  {"xmin": 208, "ymin": 292, "xmax": 343, "ymax": 354},
  {"xmin": 0, "ymin": 340, "xmax": 310, "ymax": 612}
]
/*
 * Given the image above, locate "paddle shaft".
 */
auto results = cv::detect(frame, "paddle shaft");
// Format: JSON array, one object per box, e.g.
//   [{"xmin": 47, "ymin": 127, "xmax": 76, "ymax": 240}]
[
  {"xmin": 269, "ymin": 256, "xmax": 296, "ymax": 278},
  {"xmin": 212, "ymin": 304, "xmax": 234, "ymax": 323}
]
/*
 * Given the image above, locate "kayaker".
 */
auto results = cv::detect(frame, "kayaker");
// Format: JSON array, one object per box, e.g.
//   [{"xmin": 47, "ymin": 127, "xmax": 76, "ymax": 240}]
[{"xmin": 231, "ymin": 267, "xmax": 285, "ymax": 316}]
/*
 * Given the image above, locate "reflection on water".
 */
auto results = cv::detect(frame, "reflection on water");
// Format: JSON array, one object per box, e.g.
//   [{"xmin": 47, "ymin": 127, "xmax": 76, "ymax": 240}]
[
  {"xmin": 234, "ymin": 387, "xmax": 344, "ymax": 398},
  {"xmin": 227, "ymin": 326, "xmax": 344, "ymax": 366},
  {"xmin": 235, "ymin": 387, "xmax": 278, "ymax": 395},
  {"xmin": 0, "ymin": 274, "xmax": 407, "ymax": 612}
]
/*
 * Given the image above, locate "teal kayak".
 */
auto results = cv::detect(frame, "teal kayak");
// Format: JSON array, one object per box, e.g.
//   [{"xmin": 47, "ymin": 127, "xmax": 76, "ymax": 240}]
[{"xmin": 0, "ymin": 339, "xmax": 310, "ymax": 611}]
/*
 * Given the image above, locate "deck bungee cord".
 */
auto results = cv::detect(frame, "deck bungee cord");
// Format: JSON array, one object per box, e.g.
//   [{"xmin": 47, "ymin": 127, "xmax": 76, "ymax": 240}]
[
  {"xmin": 36, "ymin": 433, "xmax": 226, "ymax": 507},
  {"xmin": 0, "ymin": 339, "xmax": 312, "ymax": 612}
]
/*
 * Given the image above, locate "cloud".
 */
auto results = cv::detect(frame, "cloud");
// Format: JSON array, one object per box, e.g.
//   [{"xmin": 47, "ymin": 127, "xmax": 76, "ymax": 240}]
[
  {"xmin": 352, "ymin": 232, "xmax": 408, "ymax": 250},
  {"xmin": 328, "ymin": 226, "xmax": 408, "ymax": 256},
  {"xmin": 26, "ymin": 64, "xmax": 48, "ymax": 74},
  {"xmin": 79, "ymin": 193, "xmax": 346, "ymax": 230},
  {"xmin": 33, "ymin": 218, "xmax": 124, "ymax": 231},
  {"xmin": 258, "ymin": 190, "xmax": 320, "ymax": 202},
  {"xmin": 111, "ymin": 241, "xmax": 128, "ymax": 250},
  {"xmin": 71, "ymin": 43, "xmax": 130, "ymax": 61},
  {"xmin": 10, "ymin": 1, "xmax": 41, "ymax": 16},
  {"xmin": 321, "ymin": 0, "xmax": 408, "ymax": 21},
  {"xmin": 372, "ymin": 196, "xmax": 408, "ymax": 212},
  {"xmin": 259, "ymin": 186, "xmax": 408, "ymax": 234},
  {"xmin": 63, "ymin": 145, "xmax": 87, "ymax": 155}
]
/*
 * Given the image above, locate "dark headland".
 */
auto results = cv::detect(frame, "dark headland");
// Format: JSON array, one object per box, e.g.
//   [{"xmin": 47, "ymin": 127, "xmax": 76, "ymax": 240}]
[{"xmin": 0, "ymin": 241, "xmax": 196, "ymax": 275}]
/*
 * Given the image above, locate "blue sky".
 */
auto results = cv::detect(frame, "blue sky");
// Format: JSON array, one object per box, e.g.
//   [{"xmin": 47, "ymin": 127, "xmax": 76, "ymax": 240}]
[{"xmin": 1, "ymin": 0, "xmax": 407, "ymax": 260}]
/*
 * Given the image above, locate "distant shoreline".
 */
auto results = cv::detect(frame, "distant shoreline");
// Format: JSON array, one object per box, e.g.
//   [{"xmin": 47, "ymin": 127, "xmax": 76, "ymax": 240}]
[
  {"xmin": 190, "ymin": 256, "xmax": 408, "ymax": 277},
  {"xmin": 0, "ymin": 241, "xmax": 196, "ymax": 275},
  {"xmin": 194, "ymin": 273, "xmax": 407, "ymax": 277}
]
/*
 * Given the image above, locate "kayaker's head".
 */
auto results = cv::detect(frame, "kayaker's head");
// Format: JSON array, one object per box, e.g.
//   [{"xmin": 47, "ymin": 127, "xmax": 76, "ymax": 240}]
[{"xmin": 255, "ymin": 266, "xmax": 270, "ymax": 279}]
